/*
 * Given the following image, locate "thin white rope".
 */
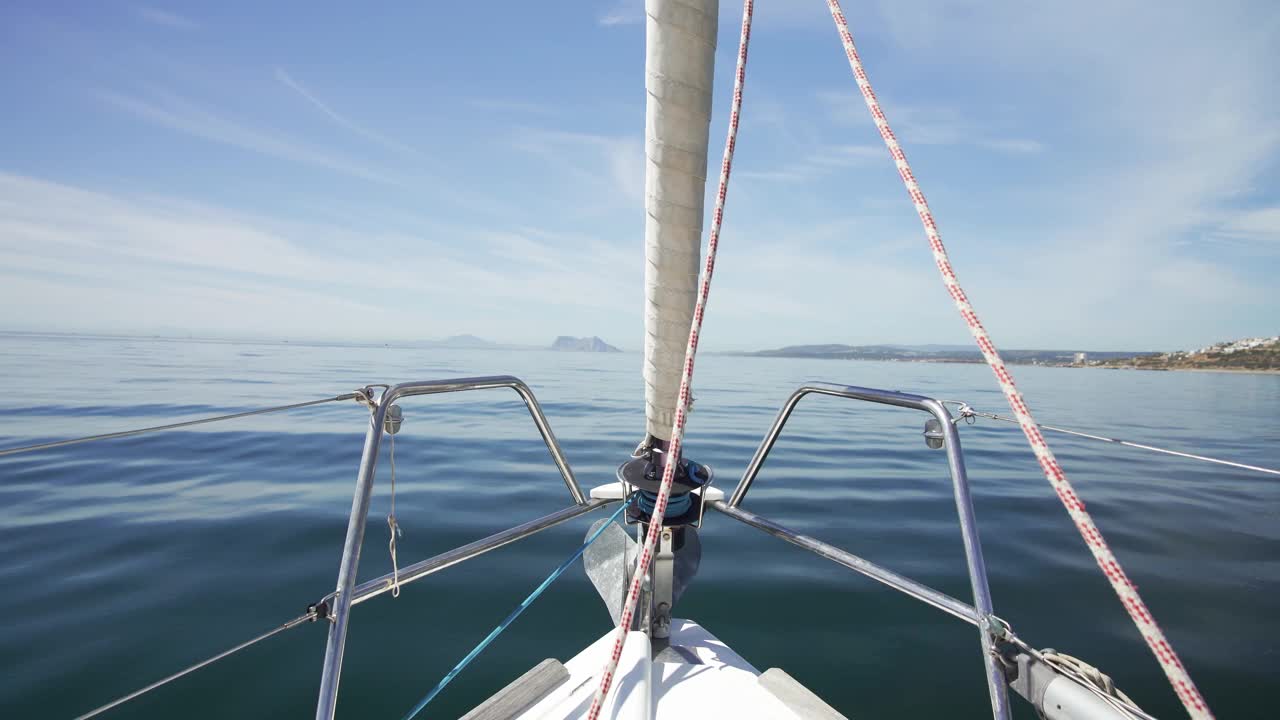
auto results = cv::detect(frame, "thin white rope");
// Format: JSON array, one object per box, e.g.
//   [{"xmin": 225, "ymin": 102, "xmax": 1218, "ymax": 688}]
[{"xmin": 387, "ymin": 423, "xmax": 403, "ymax": 598}]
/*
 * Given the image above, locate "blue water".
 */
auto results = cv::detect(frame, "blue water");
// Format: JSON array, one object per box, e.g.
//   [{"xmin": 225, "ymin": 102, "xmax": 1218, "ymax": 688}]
[{"xmin": 0, "ymin": 334, "xmax": 1276, "ymax": 719}]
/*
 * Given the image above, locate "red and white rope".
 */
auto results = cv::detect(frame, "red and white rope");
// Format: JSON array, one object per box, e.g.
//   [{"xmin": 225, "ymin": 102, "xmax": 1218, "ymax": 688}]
[
  {"xmin": 585, "ymin": 1, "xmax": 755, "ymax": 717},
  {"xmin": 822, "ymin": 2, "xmax": 1212, "ymax": 718}
]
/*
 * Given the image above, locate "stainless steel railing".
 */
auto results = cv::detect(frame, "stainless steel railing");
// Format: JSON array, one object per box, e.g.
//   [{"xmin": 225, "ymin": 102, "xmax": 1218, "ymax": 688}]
[
  {"xmin": 59, "ymin": 375, "xmax": 1109, "ymax": 720},
  {"xmin": 315, "ymin": 379, "xmax": 1011, "ymax": 720},
  {"xmin": 719, "ymin": 382, "xmax": 1011, "ymax": 720},
  {"xmin": 323, "ymin": 499, "xmax": 615, "ymax": 612},
  {"xmin": 315, "ymin": 376, "xmax": 589, "ymax": 720}
]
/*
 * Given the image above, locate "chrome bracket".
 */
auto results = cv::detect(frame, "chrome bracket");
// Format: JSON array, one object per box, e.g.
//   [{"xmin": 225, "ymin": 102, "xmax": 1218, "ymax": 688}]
[
  {"xmin": 651, "ymin": 527, "xmax": 675, "ymax": 642},
  {"xmin": 383, "ymin": 404, "xmax": 403, "ymax": 435}
]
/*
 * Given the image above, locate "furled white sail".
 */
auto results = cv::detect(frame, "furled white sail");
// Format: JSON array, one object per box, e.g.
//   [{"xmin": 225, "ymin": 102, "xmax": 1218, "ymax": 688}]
[{"xmin": 643, "ymin": 0, "xmax": 719, "ymax": 441}]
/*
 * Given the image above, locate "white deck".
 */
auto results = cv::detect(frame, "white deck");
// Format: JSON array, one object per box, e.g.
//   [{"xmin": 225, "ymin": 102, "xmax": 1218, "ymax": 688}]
[{"xmin": 513, "ymin": 619, "xmax": 808, "ymax": 720}]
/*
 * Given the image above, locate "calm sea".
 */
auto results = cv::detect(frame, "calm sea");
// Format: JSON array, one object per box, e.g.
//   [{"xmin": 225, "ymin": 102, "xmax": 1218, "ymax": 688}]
[{"xmin": 1, "ymin": 334, "xmax": 1276, "ymax": 719}]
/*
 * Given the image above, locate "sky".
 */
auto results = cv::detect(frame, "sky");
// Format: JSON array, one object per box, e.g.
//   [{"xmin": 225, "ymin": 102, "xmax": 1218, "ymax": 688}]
[{"xmin": 0, "ymin": 1, "xmax": 1277, "ymax": 352}]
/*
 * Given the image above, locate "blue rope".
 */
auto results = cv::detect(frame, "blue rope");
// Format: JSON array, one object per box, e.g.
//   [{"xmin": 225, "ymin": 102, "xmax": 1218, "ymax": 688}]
[
  {"xmin": 400, "ymin": 498, "xmax": 632, "ymax": 720},
  {"xmin": 636, "ymin": 489, "xmax": 691, "ymax": 516},
  {"xmin": 635, "ymin": 459, "xmax": 706, "ymax": 517}
]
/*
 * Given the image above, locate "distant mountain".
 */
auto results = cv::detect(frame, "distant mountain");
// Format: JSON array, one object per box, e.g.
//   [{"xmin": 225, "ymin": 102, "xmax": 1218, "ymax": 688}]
[
  {"xmin": 550, "ymin": 336, "xmax": 621, "ymax": 353},
  {"xmin": 750, "ymin": 343, "xmax": 1152, "ymax": 366},
  {"xmin": 439, "ymin": 334, "xmax": 496, "ymax": 348},
  {"xmin": 890, "ymin": 344, "xmax": 980, "ymax": 353},
  {"xmin": 754, "ymin": 344, "xmax": 910, "ymax": 359}
]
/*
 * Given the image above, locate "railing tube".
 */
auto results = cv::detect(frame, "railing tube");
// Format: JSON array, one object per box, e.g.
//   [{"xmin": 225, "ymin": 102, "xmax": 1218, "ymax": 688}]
[
  {"xmin": 924, "ymin": 398, "xmax": 1009, "ymax": 720},
  {"xmin": 323, "ymin": 499, "xmax": 615, "ymax": 610},
  {"xmin": 315, "ymin": 396, "xmax": 387, "ymax": 720},
  {"xmin": 709, "ymin": 500, "xmax": 980, "ymax": 624},
  {"xmin": 314, "ymin": 376, "xmax": 586, "ymax": 720},
  {"xmin": 726, "ymin": 383, "xmax": 1010, "ymax": 720}
]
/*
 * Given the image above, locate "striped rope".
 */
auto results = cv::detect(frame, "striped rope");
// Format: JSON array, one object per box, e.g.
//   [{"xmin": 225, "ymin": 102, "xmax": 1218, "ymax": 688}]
[
  {"xmin": 821, "ymin": 2, "xmax": 1212, "ymax": 717},
  {"xmin": 585, "ymin": 1, "xmax": 755, "ymax": 716}
]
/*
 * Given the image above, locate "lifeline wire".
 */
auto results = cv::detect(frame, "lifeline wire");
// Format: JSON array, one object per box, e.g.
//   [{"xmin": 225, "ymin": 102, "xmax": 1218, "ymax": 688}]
[
  {"xmin": 401, "ymin": 498, "xmax": 632, "ymax": 720},
  {"xmin": 72, "ymin": 612, "xmax": 315, "ymax": 720},
  {"xmin": 0, "ymin": 393, "xmax": 361, "ymax": 458},
  {"xmin": 585, "ymin": 1, "xmax": 755, "ymax": 716},
  {"xmin": 953, "ymin": 405, "xmax": 1280, "ymax": 477},
  {"xmin": 822, "ymin": 1, "xmax": 1212, "ymax": 716}
]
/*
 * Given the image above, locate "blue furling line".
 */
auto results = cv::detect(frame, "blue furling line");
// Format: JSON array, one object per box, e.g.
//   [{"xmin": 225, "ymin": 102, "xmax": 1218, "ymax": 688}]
[
  {"xmin": 400, "ymin": 497, "xmax": 632, "ymax": 720},
  {"xmin": 635, "ymin": 459, "xmax": 704, "ymax": 517},
  {"xmin": 684, "ymin": 459, "xmax": 709, "ymax": 487}
]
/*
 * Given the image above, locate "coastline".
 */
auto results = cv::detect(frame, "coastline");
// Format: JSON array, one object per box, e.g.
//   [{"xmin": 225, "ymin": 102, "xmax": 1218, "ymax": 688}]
[
  {"xmin": 741, "ymin": 354, "xmax": 1280, "ymax": 374},
  {"xmin": 1098, "ymin": 365, "xmax": 1280, "ymax": 375}
]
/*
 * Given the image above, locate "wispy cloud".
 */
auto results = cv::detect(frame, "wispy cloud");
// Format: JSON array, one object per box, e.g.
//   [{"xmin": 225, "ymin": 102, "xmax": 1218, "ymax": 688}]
[
  {"xmin": 96, "ymin": 89, "xmax": 398, "ymax": 185},
  {"xmin": 979, "ymin": 138, "xmax": 1044, "ymax": 154},
  {"xmin": 853, "ymin": 0, "xmax": 1279, "ymax": 347},
  {"xmin": 815, "ymin": 90, "xmax": 1045, "ymax": 154},
  {"xmin": 739, "ymin": 143, "xmax": 883, "ymax": 183},
  {"xmin": 510, "ymin": 127, "xmax": 644, "ymax": 206},
  {"xmin": 130, "ymin": 5, "xmax": 198, "ymax": 30},
  {"xmin": 273, "ymin": 67, "xmax": 419, "ymax": 155},
  {"xmin": 5, "ymin": 0, "xmax": 1275, "ymax": 349},
  {"xmin": 0, "ymin": 173, "xmax": 639, "ymax": 342},
  {"xmin": 467, "ymin": 98, "xmax": 560, "ymax": 117},
  {"xmin": 598, "ymin": 0, "xmax": 641, "ymax": 26},
  {"xmin": 1213, "ymin": 207, "xmax": 1280, "ymax": 244},
  {"xmin": 718, "ymin": 0, "xmax": 1277, "ymax": 349}
]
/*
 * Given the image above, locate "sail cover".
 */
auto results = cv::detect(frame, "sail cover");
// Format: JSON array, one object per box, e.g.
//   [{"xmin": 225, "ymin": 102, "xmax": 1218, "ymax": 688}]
[{"xmin": 643, "ymin": 0, "xmax": 719, "ymax": 441}]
